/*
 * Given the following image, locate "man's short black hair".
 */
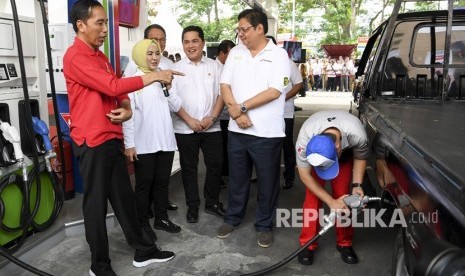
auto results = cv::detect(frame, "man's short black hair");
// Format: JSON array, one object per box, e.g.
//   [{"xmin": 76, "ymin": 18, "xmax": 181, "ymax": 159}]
[
  {"xmin": 238, "ymin": 9, "xmax": 268, "ymax": 34},
  {"xmin": 144, "ymin": 24, "xmax": 167, "ymax": 39},
  {"xmin": 69, "ymin": 0, "xmax": 103, "ymax": 33},
  {"xmin": 182, "ymin": 26, "xmax": 205, "ymax": 42},
  {"xmin": 217, "ymin": 40, "xmax": 236, "ymax": 54}
]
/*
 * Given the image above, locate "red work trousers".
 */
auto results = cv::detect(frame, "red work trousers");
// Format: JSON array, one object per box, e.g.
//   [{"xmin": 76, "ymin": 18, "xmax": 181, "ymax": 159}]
[{"xmin": 299, "ymin": 159, "xmax": 354, "ymax": 250}]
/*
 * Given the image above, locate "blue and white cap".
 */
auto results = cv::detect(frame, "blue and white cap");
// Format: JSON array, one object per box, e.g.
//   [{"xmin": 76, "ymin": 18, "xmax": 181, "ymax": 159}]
[{"xmin": 306, "ymin": 134, "xmax": 339, "ymax": 180}]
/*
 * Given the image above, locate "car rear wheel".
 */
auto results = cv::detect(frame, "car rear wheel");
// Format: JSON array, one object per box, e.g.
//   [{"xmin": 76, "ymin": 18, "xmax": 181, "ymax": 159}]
[{"xmin": 391, "ymin": 229, "xmax": 409, "ymax": 276}]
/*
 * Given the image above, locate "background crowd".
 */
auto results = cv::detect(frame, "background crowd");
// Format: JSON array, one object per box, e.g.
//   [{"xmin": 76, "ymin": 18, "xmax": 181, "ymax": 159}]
[{"xmin": 298, "ymin": 55, "xmax": 358, "ymax": 95}]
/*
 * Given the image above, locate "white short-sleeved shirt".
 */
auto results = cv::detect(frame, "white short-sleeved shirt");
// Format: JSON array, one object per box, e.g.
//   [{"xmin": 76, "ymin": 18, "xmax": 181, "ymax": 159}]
[
  {"xmin": 295, "ymin": 110, "xmax": 369, "ymax": 168},
  {"xmin": 220, "ymin": 40, "xmax": 290, "ymax": 138},
  {"xmin": 284, "ymin": 59, "xmax": 303, "ymax": 118},
  {"xmin": 122, "ymin": 70, "xmax": 177, "ymax": 154},
  {"xmin": 169, "ymin": 56, "xmax": 222, "ymax": 134}
]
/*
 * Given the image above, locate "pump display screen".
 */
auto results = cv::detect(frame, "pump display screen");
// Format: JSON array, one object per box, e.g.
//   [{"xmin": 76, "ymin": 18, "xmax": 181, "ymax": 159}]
[{"xmin": 0, "ymin": 64, "xmax": 9, "ymax": 80}]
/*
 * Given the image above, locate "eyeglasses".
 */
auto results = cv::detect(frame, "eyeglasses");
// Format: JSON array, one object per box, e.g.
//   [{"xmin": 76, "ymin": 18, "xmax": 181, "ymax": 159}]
[{"xmin": 235, "ymin": 25, "xmax": 254, "ymax": 34}]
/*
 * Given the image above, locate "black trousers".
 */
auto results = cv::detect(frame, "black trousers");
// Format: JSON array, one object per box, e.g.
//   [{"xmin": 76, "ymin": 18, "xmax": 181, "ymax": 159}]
[
  {"xmin": 283, "ymin": 118, "xmax": 296, "ymax": 182},
  {"xmin": 72, "ymin": 139, "xmax": 155, "ymax": 272},
  {"xmin": 134, "ymin": 151, "xmax": 174, "ymax": 224},
  {"xmin": 175, "ymin": 131, "xmax": 223, "ymax": 208}
]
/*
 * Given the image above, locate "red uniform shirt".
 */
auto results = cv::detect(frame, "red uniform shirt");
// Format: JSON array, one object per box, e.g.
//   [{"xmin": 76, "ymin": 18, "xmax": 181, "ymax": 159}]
[{"xmin": 63, "ymin": 38, "xmax": 144, "ymax": 147}]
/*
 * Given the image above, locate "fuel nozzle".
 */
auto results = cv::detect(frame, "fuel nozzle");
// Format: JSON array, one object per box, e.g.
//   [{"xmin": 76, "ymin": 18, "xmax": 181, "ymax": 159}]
[
  {"xmin": 31, "ymin": 116, "xmax": 55, "ymax": 172},
  {"xmin": 0, "ymin": 119, "xmax": 24, "ymax": 161},
  {"xmin": 343, "ymin": 194, "xmax": 382, "ymax": 209},
  {"xmin": 0, "ymin": 119, "xmax": 28, "ymax": 181}
]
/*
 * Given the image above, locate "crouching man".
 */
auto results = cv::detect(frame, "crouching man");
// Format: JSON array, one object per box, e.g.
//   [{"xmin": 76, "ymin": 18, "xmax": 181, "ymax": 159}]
[{"xmin": 295, "ymin": 110, "xmax": 369, "ymax": 265}]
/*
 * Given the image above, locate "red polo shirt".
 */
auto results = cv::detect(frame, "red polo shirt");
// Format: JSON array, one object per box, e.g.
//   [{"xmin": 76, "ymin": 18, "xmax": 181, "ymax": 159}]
[{"xmin": 63, "ymin": 38, "xmax": 144, "ymax": 147}]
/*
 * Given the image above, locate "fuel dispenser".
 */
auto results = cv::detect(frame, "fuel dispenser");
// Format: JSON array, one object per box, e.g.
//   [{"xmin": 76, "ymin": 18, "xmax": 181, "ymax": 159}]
[{"xmin": 0, "ymin": 0, "xmax": 63, "ymax": 255}]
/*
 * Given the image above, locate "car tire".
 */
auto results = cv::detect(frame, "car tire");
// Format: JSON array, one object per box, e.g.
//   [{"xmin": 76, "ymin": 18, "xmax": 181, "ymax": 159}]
[{"xmin": 391, "ymin": 229, "xmax": 409, "ymax": 276}]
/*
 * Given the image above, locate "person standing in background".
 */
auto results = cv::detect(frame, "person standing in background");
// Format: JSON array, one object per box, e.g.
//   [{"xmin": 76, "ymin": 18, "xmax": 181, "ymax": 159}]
[
  {"xmin": 341, "ymin": 58, "xmax": 350, "ymax": 92},
  {"xmin": 123, "ymin": 39, "xmax": 181, "ymax": 244},
  {"xmin": 63, "ymin": 1, "xmax": 182, "ymax": 274},
  {"xmin": 321, "ymin": 57, "xmax": 328, "ymax": 91},
  {"xmin": 169, "ymin": 26, "xmax": 226, "ymax": 224},
  {"xmin": 282, "ymin": 60, "xmax": 303, "ymax": 189},
  {"xmin": 266, "ymin": 35, "xmax": 302, "ymax": 190},
  {"xmin": 175, "ymin": 53, "xmax": 181, "ymax": 62},
  {"xmin": 216, "ymin": 8, "xmax": 290, "ymax": 248},
  {"xmin": 216, "ymin": 40, "xmax": 237, "ymax": 188},
  {"xmin": 306, "ymin": 59, "xmax": 314, "ymax": 94},
  {"xmin": 299, "ymin": 63, "xmax": 308, "ymax": 97},
  {"xmin": 312, "ymin": 58, "xmax": 322, "ymax": 91},
  {"xmin": 326, "ymin": 59, "xmax": 336, "ymax": 91}
]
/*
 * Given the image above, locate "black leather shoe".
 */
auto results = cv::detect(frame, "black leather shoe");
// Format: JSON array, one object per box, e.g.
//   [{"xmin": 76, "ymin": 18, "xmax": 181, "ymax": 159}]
[
  {"xmin": 282, "ymin": 180, "xmax": 294, "ymax": 189},
  {"xmin": 336, "ymin": 246, "xmax": 358, "ymax": 264},
  {"xmin": 205, "ymin": 204, "xmax": 225, "ymax": 218},
  {"xmin": 298, "ymin": 248, "xmax": 314, "ymax": 265},
  {"xmin": 186, "ymin": 207, "xmax": 199, "ymax": 223},
  {"xmin": 154, "ymin": 219, "xmax": 181, "ymax": 233},
  {"xmin": 167, "ymin": 201, "xmax": 178, "ymax": 211}
]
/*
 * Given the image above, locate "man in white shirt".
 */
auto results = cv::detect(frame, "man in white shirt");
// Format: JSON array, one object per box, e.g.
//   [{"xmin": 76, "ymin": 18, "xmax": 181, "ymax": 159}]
[
  {"xmin": 168, "ymin": 26, "xmax": 225, "ymax": 224},
  {"xmin": 216, "ymin": 9, "xmax": 290, "ymax": 248},
  {"xmin": 267, "ymin": 35, "xmax": 303, "ymax": 189},
  {"xmin": 216, "ymin": 40, "xmax": 236, "ymax": 187},
  {"xmin": 282, "ymin": 59, "xmax": 303, "ymax": 189}
]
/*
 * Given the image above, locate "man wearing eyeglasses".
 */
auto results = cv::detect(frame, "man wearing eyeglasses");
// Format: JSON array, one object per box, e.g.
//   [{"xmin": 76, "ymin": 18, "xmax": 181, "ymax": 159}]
[
  {"xmin": 124, "ymin": 24, "xmax": 174, "ymax": 76},
  {"xmin": 216, "ymin": 9, "xmax": 290, "ymax": 248}
]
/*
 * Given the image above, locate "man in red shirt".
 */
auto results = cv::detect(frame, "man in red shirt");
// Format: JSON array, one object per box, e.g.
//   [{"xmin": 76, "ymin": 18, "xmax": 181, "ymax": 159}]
[{"xmin": 63, "ymin": 1, "xmax": 182, "ymax": 275}]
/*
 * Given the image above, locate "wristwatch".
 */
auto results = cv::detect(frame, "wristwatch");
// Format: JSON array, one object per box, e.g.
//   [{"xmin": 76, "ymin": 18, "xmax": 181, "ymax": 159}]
[
  {"xmin": 210, "ymin": 115, "xmax": 218, "ymax": 122},
  {"xmin": 351, "ymin": 183, "xmax": 363, "ymax": 189},
  {"xmin": 240, "ymin": 103, "xmax": 247, "ymax": 113}
]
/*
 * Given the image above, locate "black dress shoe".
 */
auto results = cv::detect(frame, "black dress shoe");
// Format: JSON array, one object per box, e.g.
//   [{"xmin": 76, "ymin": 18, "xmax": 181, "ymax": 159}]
[
  {"xmin": 298, "ymin": 248, "xmax": 314, "ymax": 265},
  {"xmin": 336, "ymin": 245, "xmax": 358, "ymax": 264},
  {"xmin": 186, "ymin": 207, "xmax": 199, "ymax": 223},
  {"xmin": 167, "ymin": 201, "xmax": 178, "ymax": 211},
  {"xmin": 205, "ymin": 204, "xmax": 225, "ymax": 218},
  {"xmin": 154, "ymin": 219, "xmax": 181, "ymax": 233}
]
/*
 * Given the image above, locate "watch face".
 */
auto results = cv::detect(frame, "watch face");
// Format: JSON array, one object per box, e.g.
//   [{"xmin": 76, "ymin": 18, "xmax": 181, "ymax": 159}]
[{"xmin": 241, "ymin": 104, "xmax": 247, "ymax": 112}]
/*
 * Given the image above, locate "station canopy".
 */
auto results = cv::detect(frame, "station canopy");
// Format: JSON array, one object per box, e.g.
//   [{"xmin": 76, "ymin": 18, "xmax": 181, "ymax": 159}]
[{"xmin": 321, "ymin": 44, "xmax": 357, "ymax": 58}]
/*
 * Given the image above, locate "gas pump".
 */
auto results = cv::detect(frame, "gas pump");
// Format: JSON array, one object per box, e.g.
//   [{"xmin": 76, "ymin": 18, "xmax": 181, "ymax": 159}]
[{"xmin": 0, "ymin": 0, "xmax": 63, "ymax": 256}]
